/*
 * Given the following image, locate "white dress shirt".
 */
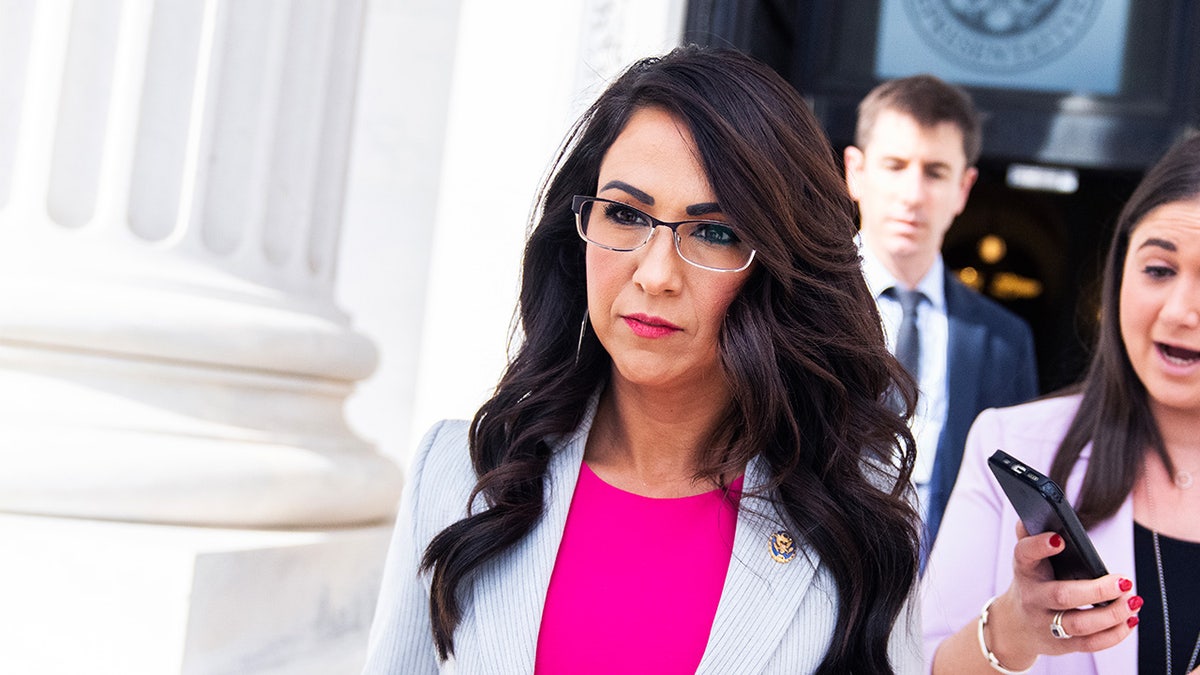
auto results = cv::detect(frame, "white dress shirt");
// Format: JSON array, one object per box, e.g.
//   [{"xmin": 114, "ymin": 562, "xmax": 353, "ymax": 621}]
[{"xmin": 858, "ymin": 242, "xmax": 949, "ymax": 511}]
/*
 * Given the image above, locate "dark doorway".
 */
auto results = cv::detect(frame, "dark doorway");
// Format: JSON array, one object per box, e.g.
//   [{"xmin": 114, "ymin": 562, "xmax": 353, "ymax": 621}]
[
  {"xmin": 942, "ymin": 163, "xmax": 1141, "ymax": 392},
  {"xmin": 686, "ymin": 0, "xmax": 1200, "ymax": 393}
]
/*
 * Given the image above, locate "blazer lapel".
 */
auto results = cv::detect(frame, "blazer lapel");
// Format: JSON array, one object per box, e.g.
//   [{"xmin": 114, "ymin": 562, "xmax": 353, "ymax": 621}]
[
  {"xmin": 696, "ymin": 456, "xmax": 821, "ymax": 674},
  {"xmin": 935, "ymin": 292, "xmax": 986, "ymax": 500},
  {"xmin": 942, "ymin": 285, "xmax": 987, "ymax": 442},
  {"xmin": 469, "ymin": 402, "xmax": 594, "ymax": 673},
  {"xmin": 1084, "ymin": 466, "xmax": 1139, "ymax": 675}
]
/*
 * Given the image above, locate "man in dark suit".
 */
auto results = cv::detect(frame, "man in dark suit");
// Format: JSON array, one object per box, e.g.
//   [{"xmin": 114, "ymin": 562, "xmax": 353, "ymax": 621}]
[{"xmin": 843, "ymin": 75, "xmax": 1039, "ymax": 561}]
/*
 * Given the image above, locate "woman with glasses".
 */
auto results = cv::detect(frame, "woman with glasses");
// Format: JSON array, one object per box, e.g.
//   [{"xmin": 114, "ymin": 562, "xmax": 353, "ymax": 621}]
[{"xmin": 363, "ymin": 45, "xmax": 922, "ymax": 674}]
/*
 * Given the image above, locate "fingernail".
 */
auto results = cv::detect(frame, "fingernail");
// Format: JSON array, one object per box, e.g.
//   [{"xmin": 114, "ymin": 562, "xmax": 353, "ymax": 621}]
[
  {"xmin": 1119, "ymin": 578, "xmax": 1133, "ymax": 592},
  {"xmin": 1128, "ymin": 616, "xmax": 1139, "ymax": 628},
  {"xmin": 1129, "ymin": 595, "xmax": 1144, "ymax": 611},
  {"xmin": 1049, "ymin": 533, "xmax": 1062, "ymax": 548}
]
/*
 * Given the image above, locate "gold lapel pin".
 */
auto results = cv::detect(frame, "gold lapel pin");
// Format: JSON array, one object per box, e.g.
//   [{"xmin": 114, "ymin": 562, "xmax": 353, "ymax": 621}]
[{"xmin": 769, "ymin": 530, "xmax": 796, "ymax": 563}]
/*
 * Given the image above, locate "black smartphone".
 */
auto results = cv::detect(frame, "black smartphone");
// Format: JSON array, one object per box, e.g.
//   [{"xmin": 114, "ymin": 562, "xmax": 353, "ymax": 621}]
[{"xmin": 987, "ymin": 450, "xmax": 1109, "ymax": 583}]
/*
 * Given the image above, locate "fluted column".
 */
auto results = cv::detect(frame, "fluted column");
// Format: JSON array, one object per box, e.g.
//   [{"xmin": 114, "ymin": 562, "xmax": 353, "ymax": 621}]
[{"xmin": 0, "ymin": 0, "xmax": 401, "ymax": 527}]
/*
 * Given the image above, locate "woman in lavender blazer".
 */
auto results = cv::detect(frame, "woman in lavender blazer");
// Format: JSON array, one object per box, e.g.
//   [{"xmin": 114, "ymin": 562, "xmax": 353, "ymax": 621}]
[{"xmin": 923, "ymin": 134, "xmax": 1200, "ymax": 674}]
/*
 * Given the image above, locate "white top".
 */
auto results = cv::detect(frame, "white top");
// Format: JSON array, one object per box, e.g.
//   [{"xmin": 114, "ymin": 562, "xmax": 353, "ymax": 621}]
[{"xmin": 859, "ymin": 241, "xmax": 949, "ymax": 490}]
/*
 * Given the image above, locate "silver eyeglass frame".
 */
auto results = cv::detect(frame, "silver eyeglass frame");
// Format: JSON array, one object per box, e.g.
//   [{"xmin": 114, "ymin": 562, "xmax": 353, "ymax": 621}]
[{"xmin": 571, "ymin": 195, "xmax": 756, "ymax": 273}]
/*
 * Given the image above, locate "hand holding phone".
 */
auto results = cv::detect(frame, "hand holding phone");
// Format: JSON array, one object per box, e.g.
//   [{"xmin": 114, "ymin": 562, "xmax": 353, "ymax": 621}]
[{"xmin": 987, "ymin": 450, "xmax": 1108, "ymax": 583}]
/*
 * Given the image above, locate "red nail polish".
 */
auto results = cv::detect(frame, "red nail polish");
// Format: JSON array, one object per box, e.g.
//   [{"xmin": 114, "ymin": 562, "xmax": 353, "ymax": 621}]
[
  {"xmin": 1129, "ymin": 595, "xmax": 1144, "ymax": 611},
  {"xmin": 1119, "ymin": 578, "xmax": 1133, "ymax": 592},
  {"xmin": 1128, "ymin": 616, "xmax": 1140, "ymax": 628},
  {"xmin": 1049, "ymin": 533, "xmax": 1062, "ymax": 548}
]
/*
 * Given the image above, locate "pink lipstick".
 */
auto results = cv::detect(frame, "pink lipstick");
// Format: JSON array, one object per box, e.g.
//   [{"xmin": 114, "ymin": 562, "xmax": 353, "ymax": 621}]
[{"xmin": 623, "ymin": 313, "xmax": 682, "ymax": 339}]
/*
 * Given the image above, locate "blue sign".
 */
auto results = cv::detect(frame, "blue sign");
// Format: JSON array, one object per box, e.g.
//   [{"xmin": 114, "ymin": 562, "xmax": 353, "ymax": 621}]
[{"xmin": 876, "ymin": 0, "xmax": 1132, "ymax": 95}]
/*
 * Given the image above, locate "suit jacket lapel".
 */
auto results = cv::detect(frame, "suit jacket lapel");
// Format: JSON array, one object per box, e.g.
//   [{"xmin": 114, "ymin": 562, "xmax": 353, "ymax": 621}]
[
  {"xmin": 468, "ymin": 405, "xmax": 825, "ymax": 674},
  {"xmin": 470, "ymin": 403, "xmax": 594, "ymax": 673},
  {"xmin": 697, "ymin": 456, "xmax": 820, "ymax": 674},
  {"xmin": 942, "ymin": 278, "xmax": 986, "ymax": 445},
  {"xmin": 1080, "ymin": 461, "xmax": 1139, "ymax": 675},
  {"xmin": 935, "ymin": 279, "xmax": 986, "ymax": 502}
]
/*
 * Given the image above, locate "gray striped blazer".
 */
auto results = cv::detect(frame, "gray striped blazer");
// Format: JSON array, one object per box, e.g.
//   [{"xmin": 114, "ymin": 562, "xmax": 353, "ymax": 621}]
[{"xmin": 362, "ymin": 402, "xmax": 922, "ymax": 674}]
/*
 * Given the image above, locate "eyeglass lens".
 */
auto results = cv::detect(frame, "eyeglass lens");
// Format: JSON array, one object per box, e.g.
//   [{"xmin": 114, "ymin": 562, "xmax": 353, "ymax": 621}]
[{"xmin": 575, "ymin": 197, "xmax": 753, "ymax": 271}]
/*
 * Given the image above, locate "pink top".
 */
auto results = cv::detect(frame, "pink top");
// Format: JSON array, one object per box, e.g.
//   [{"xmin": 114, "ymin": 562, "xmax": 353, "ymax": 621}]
[{"xmin": 535, "ymin": 462, "xmax": 743, "ymax": 674}]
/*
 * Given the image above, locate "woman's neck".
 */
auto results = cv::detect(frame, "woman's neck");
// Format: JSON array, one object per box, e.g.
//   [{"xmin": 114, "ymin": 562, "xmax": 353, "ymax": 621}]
[
  {"xmin": 584, "ymin": 376, "xmax": 735, "ymax": 498},
  {"xmin": 1151, "ymin": 401, "xmax": 1200, "ymax": 461},
  {"xmin": 1135, "ymin": 402, "xmax": 1200, "ymax": 540}
]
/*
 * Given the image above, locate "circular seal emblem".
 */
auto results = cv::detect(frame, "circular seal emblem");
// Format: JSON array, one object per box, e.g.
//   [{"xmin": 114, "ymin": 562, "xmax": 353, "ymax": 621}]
[{"xmin": 901, "ymin": 0, "xmax": 1101, "ymax": 73}]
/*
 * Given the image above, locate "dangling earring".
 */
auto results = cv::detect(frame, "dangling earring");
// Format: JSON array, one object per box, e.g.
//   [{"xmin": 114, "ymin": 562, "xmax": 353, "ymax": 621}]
[{"xmin": 575, "ymin": 311, "xmax": 590, "ymax": 365}]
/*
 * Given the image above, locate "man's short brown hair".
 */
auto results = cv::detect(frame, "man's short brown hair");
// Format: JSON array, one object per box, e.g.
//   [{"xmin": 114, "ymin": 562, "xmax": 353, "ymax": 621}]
[{"xmin": 855, "ymin": 74, "xmax": 982, "ymax": 166}]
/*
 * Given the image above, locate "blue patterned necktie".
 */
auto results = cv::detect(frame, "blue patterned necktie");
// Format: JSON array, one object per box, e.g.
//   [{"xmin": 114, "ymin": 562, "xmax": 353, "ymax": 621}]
[{"xmin": 891, "ymin": 287, "xmax": 924, "ymax": 379}]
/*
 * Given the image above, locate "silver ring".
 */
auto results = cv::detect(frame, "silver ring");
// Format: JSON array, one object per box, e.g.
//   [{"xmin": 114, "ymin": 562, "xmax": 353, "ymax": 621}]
[{"xmin": 1050, "ymin": 610, "xmax": 1072, "ymax": 639}]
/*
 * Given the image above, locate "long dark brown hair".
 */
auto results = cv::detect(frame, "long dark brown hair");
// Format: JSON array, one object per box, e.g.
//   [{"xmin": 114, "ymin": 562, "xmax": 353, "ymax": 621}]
[
  {"xmin": 1050, "ymin": 133, "xmax": 1200, "ymax": 528},
  {"xmin": 420, "ymin": 45, "xmax": 919, "ymax": 673}
]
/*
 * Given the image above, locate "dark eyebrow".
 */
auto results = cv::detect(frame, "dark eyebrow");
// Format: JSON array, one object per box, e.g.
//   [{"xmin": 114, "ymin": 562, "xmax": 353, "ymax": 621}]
[
  {"xmin": 686, "ymin": 202, "xmax": 722, "ymax": 217},
  {"xmin": 1138, "ymin": 237, "xmax": 1177, "ymax": 253},
  {"xmin": 599, "ymin": 180, "xmax": 723, "ymax": 218},
  {"xmin": 600, "ymin": 180, "xmax": 654, "ymax": 205},
  {"xmin": 882, "ymin": 155, "xmax": 953, "ymax": 173},
  {"xmin": 919, "ymin": 160, "xmax": 952, "ymax": 173}
]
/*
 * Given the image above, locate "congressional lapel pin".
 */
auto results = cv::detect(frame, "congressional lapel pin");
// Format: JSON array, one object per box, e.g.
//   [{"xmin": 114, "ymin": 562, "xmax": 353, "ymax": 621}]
[{"xmin": 769, "ymin": 530, "xmax": 796, "ymax": 563}]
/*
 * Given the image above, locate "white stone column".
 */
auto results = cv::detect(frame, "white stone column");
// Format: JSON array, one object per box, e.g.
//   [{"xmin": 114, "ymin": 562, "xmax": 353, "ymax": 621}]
[
  {"xmin": 0, "ymin": 2, "xmax": 400, "ymax": 672},
  {"xmin": 0, "ymin": 0, "xmax": 401, "ymax": 527}
]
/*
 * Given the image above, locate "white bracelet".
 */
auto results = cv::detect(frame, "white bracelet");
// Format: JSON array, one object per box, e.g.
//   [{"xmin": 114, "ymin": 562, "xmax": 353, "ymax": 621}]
[{"xmin": 977, "ymin": 595, "xmax": 1036, "ymax": 674}]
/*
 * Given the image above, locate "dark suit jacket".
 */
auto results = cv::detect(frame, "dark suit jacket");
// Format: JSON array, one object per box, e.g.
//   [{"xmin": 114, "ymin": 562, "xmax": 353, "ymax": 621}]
[{"xmin": 923, "ymin": 271, "xmax": 1038, "ymax": 556}]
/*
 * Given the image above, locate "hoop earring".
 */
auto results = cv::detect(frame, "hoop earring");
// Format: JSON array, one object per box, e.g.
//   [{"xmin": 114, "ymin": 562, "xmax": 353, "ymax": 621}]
[{"xmin": 575, "ymin": 311, "xmax": 590, "ymax": 365}]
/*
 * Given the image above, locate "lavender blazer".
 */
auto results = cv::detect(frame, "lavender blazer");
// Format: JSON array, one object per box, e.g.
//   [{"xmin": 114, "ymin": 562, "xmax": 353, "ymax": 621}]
[
  {"xmin": 362, "ymin": 399, "xmax": 922, "ymax": 674},
  {"xmin": 921, "ymin": 395, "xmax": 1137, "ymax": 674}
]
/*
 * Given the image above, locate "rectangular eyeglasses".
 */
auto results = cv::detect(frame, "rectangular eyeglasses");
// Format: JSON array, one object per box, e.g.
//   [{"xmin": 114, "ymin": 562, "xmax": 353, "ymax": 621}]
[{"xmin": 571, "ymin": 195, "xmax": 756, "ymax": 272}]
